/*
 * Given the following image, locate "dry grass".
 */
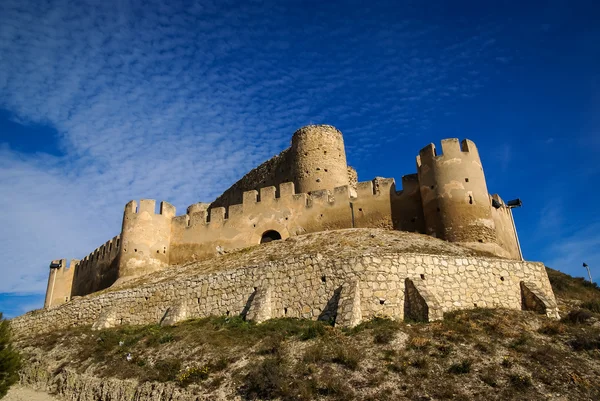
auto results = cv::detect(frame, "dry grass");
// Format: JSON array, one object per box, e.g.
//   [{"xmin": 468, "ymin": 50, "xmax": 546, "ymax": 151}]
[{"xmin": 13, "ymin": 236, "xmax": 600, "ymax": 400}]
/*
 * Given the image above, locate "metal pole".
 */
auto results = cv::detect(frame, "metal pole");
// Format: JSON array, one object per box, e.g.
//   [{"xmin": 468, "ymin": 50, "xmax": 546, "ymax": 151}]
[
  {"xmin": 509, "ymin": 208, "xmax": 523, "ymax": 261},
  {"xmin": 584, "ymin": 263, "xmax": 592, "ymax": 283}
]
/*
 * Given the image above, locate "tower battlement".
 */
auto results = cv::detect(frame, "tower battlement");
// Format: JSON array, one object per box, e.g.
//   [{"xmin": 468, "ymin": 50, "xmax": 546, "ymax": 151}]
[{"xmin": 416, "ymin": 138, "xmax": 481, "ymax": 169}]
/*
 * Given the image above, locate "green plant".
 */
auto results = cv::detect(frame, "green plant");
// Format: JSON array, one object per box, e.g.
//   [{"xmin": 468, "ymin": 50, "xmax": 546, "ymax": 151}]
[
  {"xmin": 177, "ymin": 364, "xmax": 210, "ymax": 386},
  {"xmin": 500, "ymin": 357, "xmax": 513, "ymax": 368},
  {"xmin": 562, "ymin": 309, "xmax": 593, "ymax": 324},
  {"xmin": 479, "ymin": 367, "xmax": 498, "ymax": 387},
  {"xmin": 242, "ymin": 356, "xmax": 289, "ymax": 400},
  {"xmin": 448, "ymin": 359, "xmax": 472, "ymax": 374},
  {"xmin": 538, "ymin": 321, "xmax": 565, "ymax": 335},
  {"xmin": 580, "ymin": 300, "xmax": 600, "ymax": 313},
  {"xmin": 153, "ymin": 359, "xmax": 182, "ymax": 382},
  {"xmin": 300, "ymin": 321, "xmax": 327, "ymax": 341},
  {"xmin": 568, "ymin": 333, "xmax": 600, "ymax": 351},
  {"xmin": 331, "ymin": 343, "xmax": 361, "ymax": 370},
  {"xmin": 0, "ymin": 313, "xmax": 21, "ymax": 398},
  {"xmin": 509, "ymin": 373, "xmax": 532, "ymax": 390},
  {"xmin": 373, "ymin": 326, "xmax": 396, "ymax": 345},
  {"xmin": 409, "ymin": 357, "xmax": 428, "ymax": 369}
]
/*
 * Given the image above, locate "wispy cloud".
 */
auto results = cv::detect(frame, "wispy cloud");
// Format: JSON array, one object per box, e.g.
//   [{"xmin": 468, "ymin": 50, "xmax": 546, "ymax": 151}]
[
  {"xmin": 0, "ymin": 0, "xmax": 506, "ymax": 302},
  {"xmin": 544, "ymin": 223, "xmax": 600, "ymax": 283}
]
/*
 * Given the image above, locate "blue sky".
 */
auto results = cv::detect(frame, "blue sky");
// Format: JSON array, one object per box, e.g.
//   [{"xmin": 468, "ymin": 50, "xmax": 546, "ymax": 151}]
[{"xmin": 0, "ymin": 0, "xmax": 599, "ymax": 318}]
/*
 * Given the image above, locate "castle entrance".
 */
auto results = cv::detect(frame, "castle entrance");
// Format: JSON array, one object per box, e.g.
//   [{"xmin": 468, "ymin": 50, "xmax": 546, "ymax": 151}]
[{"xmin": 260, "ymin": 230, "xmax": 282, "ymax": 243}]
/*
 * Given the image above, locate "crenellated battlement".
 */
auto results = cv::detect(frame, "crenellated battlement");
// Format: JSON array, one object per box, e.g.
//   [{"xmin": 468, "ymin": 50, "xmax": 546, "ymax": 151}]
[
  {"xmin": 417, "ymin": 138, "xmax": 480, "ymax": 169},
  {"xmin": 124, "ymin": 199, "xmax": 176, "ymax": 217},
  {"xmin": 179, "ymin": 178, "xmax": 408, "ymax": 231}
]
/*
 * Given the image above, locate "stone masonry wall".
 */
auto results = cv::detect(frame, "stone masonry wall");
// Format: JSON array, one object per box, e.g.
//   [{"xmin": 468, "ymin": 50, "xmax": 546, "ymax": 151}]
[
  {"xmin": 12, "ymin": 253, "xmax": 558, "ymax": 337},
  {"xmin": 71, "ymin": 235, "xmax": 121, "ymax": 296}
]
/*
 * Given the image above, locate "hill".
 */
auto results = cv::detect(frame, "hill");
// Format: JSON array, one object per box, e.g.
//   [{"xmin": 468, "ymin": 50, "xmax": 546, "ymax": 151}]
[{"xmin": 5, "ymin": 232, "xmax": 600, "ymax": 401}]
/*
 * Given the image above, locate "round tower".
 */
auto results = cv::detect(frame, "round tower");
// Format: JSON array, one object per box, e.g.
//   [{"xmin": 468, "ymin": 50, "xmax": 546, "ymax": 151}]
[
  {"xmin": 117, "ymin": 199, "xmax": 175, "ymax": 280},
  {"xmin": 290, "ymin": 125, "xmax": 349, "ymax": 194},
  {"xmin": 416, "ymin": 138, "xmax": 496, "ymax": 245}
]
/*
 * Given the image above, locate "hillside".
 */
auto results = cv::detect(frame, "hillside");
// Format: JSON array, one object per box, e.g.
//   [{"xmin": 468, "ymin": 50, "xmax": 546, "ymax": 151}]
[{"xmin": 5, "ymin": 233, "xmax": 600, "ymax": 401}]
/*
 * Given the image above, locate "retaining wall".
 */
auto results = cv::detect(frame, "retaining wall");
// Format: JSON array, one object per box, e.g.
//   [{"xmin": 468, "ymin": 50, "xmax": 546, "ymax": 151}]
[{"xmin": 12, "ymin": 252, "xmax": 559, "ymax": 337}]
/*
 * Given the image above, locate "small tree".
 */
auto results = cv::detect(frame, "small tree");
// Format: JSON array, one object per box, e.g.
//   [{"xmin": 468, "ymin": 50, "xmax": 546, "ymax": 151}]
[{"xmin": 0, "ymin": 312, "xmax": 21, "ymax": 398}]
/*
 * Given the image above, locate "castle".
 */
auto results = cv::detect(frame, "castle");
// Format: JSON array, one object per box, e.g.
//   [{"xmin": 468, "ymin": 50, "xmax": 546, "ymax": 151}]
[{"xmin": 44, "ymin": 125, "xmax": 525, "ymax": 309}]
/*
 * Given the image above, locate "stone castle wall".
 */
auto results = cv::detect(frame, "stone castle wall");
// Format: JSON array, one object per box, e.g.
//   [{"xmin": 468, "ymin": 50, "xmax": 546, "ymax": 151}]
[
  {"xmin": 42, "ymin": 125, "xmax": 525, "ymax": 306},
  {"xmin": 70, "ymin": 235, "xmax": 121, "ymax": 297},
  {"xmin": 168, "ymin": 177, "xmax": 425, "ymax": 266},
  {"xmin": 13, "ymin": 252, "xmax": 559, "ymax": 338}
]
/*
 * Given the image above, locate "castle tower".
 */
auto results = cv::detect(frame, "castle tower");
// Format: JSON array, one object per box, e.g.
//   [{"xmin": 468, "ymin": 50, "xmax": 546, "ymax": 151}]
[
  {"xmin": 416, "ymin": 139, "xmax": 496, "ymax": 246},
  {"xmin": 290, "ymin": 125, "xmax": 349, "ymax": 193},
  {"xmin": 44, "ymin": 259, "xmax": 77, "ymax": 308},
  {"xmin": 117, "ymin": 199, "xmax": 175, "ymax": 280}
]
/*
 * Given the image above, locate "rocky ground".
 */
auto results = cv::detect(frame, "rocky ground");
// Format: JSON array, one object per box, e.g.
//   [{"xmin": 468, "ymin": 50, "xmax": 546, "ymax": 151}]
[
  {"xmin": 7, "ymin": 230, "xmax": 600, "ymax": 400},
  {"xmin": 9, "ymin": 267, "xmax": 600, "ymax": 401},
  {"xmin": 4, "ymin": 385, "xmax": 59, "ymax": 401}
]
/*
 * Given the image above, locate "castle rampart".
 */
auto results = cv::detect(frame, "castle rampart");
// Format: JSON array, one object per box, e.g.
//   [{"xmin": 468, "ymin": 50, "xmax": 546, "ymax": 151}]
[
  {"xmin": 71, "ymin": 235, "xmax": 121, "ymax": 296},
  {"xmin": 38, "ymin": 124, "xmax": 527, "ymax": 309}
]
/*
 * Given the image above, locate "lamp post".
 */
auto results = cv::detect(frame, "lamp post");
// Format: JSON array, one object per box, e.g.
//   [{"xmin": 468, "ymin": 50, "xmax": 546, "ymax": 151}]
[{"xmin": 583, "ymin": 263, "xmax": 592, "ymax": 283}]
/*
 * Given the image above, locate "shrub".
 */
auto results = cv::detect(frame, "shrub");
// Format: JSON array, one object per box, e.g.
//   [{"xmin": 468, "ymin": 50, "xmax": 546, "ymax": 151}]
[
  {"xmin": 373, "ymin": 326, "xmax": 396, "ymax": 345},
  {"xmin": 0, "ymin": 313, "xmax": 21, "ymax": 398},
  {"xmin": 509, "ymin": 333, "xmax": 531, "ymax": 351},
  {"xmin": 409, "ymin": 357, "xmax": 428, "ymax": 369},
  {"xmin": 562, "ymin": 309, "xmax": 593, "ymax": 324},
  {"xmin": 538, "ymin": 321, "xmax": 565, "ymax": 335},
  {"xmin": 300, "ymin": 321, "xmax": 326, "ymax": 341},
  {"xmin": 581, "ymin": 300, "xmax": 600, "ymax": 313},
  {"xmin": 407, "ymin": 336, "xmax": 430, "ymax": 350},
  {"xmin": 153, "ymin": 359, "xmax": 182, "ymax": 382},
  {"xmin": 302, "ymin": 344, "xmax": 325, "ymax": 364},
  {"xmin": 242, "ymin": 356, "xmax": 288, "ymax": 399},
  {"xmin": 448, "ymin": 359, "xmax": 472, "ymax": 374},
  {"xmin": 500, "ymin": 357, "xmax": 513, "ymax": 368},
  {"xmin": 509, "ymin": 373, "xmax": 532, "ymax": 390},
  {"xmin": 480, "ymin": 368, "xmax": 498, "ymax": 387},
  {"xmin": 177, "ymin": 365, "xmax": 210, "ymax": 387},
  {"xmin": 568, "ymin": 333, "xmax": 600, "ymax": 351},
  {"xmin": 331, "ymin": 343, "xmax": 360, "ymax": 370}
]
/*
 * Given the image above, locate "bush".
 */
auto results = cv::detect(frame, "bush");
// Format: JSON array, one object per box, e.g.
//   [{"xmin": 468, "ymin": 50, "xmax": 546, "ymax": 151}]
[
  {"xmin": 242, "ymin": 356, "xmax": 288, "ymax": 400},
  {"xmin": 0, "ymin": 312, "xmax": 21, "ymax": 398},
  {"xmin": 373, "ymin": 326, "xmax": 396, "ymax": 345},
  {"xmin": 538, "ymin": 321, "xmax": 565, "ymax": 335},
  {"xmin": 568, "ymin": 333, "xmax": 600, "ymax": 351},
  {"xmin": 331, "ymin": 343, "xmax": 361, "ymax": 370},
  {"xmin": 581, "ymin": 300, "xmax": 600, "ymax": 313},
  {"xmin": 509, "ymin": 373, "xmax": 532, "ymax": 390},
  {"xmin": 448, "ymin": 359, "xmax": 472, "ymax": 374},
  {"xmin": 562, "ymin": 309, "xmax": 593, "ymax": 324}
]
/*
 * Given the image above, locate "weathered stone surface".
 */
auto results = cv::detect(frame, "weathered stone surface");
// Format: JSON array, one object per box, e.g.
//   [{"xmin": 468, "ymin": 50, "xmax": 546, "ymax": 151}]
[
  {"xmin": 11, "ymin": 252, "xmax": 559, "ymax": 337},
  {"xmin": 45, "ymin": 129, "xmax": 524, "ymax": 310}
]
